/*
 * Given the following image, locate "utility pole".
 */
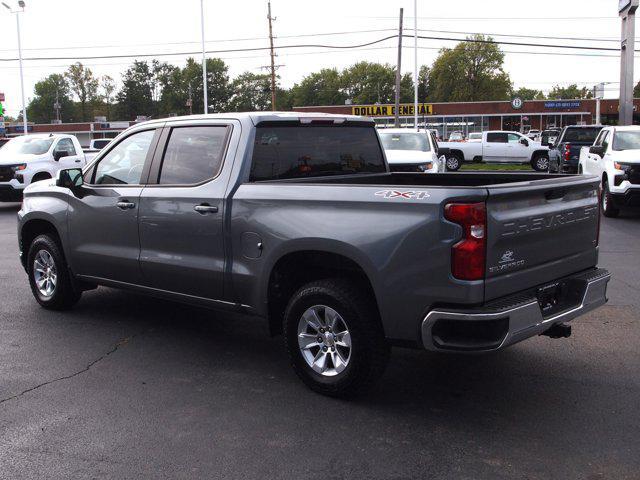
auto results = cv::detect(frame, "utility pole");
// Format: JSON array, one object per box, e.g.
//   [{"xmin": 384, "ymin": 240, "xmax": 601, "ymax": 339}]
[
  {"xmin": 413, "ymin": 0, "xmax": 418, "ymax": 130},
  {"xmin": 394, "ymin": 8, "xmax": 403, "ymax": 128},
  {"xmin": 619, "ymin": 0, "xmax": 638, "ymax": 125},
  {"xmin": 54, "ymin": 89, "xmax": 61, "ymax": 122},
  {"xmin": 200, "ymin": 0, "xmax": 208, "ymax": 114},
  {"xmin": 267, "ymin": 1, "xmax": 277, "ymax": 111},
  {"xmin": 187, "ymin": 82, "xmax": 193, "ymax": 115}
]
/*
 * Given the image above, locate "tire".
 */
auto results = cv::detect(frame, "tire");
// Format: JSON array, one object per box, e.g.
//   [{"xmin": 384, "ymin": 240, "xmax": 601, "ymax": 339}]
[
  {"xmin": 31, "ymin": 173, "xmax": 52, "ymax": 183},
  {"xmin": 445, "ymin": 153, "xmax": 462, "ymax": 171},
  {"xmin": 283, "ymin": 278, "xmax": 390, "ymax": 398},
  {"xmin": 531, "ymin": 154, "xmax": 549, "ymax": 172},
  {"xmin": 601, "ymin": 182, "xmax": 620, "ymax": 218},
  {"xmin": 27, "ymin": 234, "xmax": 82, "ymax": 310}
]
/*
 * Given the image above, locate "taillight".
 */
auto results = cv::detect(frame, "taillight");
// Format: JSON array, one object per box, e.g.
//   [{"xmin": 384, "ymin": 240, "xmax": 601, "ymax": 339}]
[
  {"xmin": 444, "ymin": 202, "xmax": 486, "ymax": 281},
  {"xmin": 564, "ymin": 143, "xmax": 571, "ymax": 162}
]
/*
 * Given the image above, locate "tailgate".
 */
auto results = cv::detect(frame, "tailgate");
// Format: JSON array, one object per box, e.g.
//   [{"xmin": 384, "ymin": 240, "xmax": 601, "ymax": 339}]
[{"xmin": 484, "ymin": 175, "xmax": 600, "ymax": 300}]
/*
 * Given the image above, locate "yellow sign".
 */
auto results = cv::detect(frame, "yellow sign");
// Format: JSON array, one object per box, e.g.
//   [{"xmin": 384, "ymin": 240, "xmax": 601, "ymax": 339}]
[{"xmin": 352, "ymin": 103, "xmax": 433, "ymax": 117}]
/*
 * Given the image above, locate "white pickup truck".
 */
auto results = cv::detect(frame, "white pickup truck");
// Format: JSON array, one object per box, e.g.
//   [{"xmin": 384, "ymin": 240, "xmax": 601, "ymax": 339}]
[
  {"xmin": 578, "ymin": 125, "xmax": 640, "ymax": 217},
  {"xmin": 0, "ymin": 134, "xmax": 88, "ymax": 202},
  {"xmin": 439, "ymin": 130, "xmax": 549, "ymax": 171}
]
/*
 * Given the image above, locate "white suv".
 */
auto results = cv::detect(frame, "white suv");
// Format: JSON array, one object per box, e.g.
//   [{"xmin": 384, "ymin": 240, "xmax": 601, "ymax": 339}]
[
  {"xmin": 0, "ymin": 134, "xmax": 86, "ymax": 202},
  {"xmin": 579, "ymin": 125, "xmax": 640, "ymax": 217}
]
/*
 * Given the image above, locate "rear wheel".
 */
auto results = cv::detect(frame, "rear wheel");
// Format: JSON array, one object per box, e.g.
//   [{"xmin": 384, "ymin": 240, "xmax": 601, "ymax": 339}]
[
  {"xmin": 27, "ymin": 234, "xmax": 81, "ymax": 310},
  {"xmin": 445, "ymin": 153, "xmax": 462, "ymax": 171},
  {"xmin": 283, "ymin": 278, "xmax": 389, "ymax": 398},
  {"xmin": 531, "ymin": 154, "xmax": 549, "ymax": 172},
  {"xmin": 601, "ymin": 182, "xmax": 619, "ymax": 218}
]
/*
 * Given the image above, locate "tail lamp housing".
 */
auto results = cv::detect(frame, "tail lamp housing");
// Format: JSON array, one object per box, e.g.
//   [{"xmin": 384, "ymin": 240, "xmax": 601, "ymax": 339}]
[
  {"xmin": 563, "ymin": 143, "xmax": 571, "ymax": 163},
  {"xmin": 444, "ymin": 202, "xmax": 487, "ymax": 281}
]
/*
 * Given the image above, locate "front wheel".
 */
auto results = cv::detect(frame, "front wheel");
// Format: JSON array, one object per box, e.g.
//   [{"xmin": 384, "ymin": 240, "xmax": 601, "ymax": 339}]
[
  {"xmin": 445, "ymin": 154, "xmax": 462, "ymax": 171},
  {"xmin": 601, "ymin": 182, "xmax": 620, "ymax": 218},
  {"xmin": 27, "ymin": 234, "xmax": 82, "ymax": 310},
  {"xmin": 283, "ymin": 279, "xmax": 389, "ymax": 398},
  {"xmin": 531, "ymin": 154, "xmax": 549, "ymax": 172}
]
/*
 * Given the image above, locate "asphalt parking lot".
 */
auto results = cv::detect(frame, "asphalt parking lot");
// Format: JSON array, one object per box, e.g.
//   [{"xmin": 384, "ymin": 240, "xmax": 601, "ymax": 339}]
[{"xmin": 0, "ymin": 201, "xmax": 639, "ymax": 480}]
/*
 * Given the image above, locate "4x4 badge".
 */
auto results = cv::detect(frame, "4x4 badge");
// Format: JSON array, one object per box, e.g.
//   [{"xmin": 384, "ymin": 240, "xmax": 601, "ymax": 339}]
[{"xmin": 375, "ymin": 190, "xmax": 430, "ymax": 200}]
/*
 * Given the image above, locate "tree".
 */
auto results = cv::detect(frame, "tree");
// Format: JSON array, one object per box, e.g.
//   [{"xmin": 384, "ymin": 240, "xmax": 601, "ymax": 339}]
[
  {"xmin": 417, "ymin": 65, "xmax": 431, "ymax": 101},
  {"xmin": 340, "ymin": 61, "xmax": 413, "ymax": 104},
  {"xmin": 100, "ymin": 75, "xmax": 116, "ymax": 119},
  {"xmin": 172, "ymin": 57, "xmax": 233, "ymax": 114},
  {"xmin": 428, "ymin": 35, "xmax": 512, "ymax": 102},
  {"xmin": 290, "ymin": 68, "xmax": 346, "ymax": 107},
  {"xmin": 548, "ymin": 84, "xmax": 593, "ymax": 99},
  {"xmin": 116, "ymin": 60, "xmax": 155, "ymax": 120},
  {"xmin": 228, "ymin": 72, "xmax": 272, "ymax": 111},
  {"xmin": 512, "ymin": 87, "xmax": 545, "ymax": 100},
  {"xmin": 66, "ymin": 62, "xmax": 99, "ymax": 121},
  {"xmin": 634, "ymin": 80, "xmax": 640, "ymax": 98},
  {"xmin": 27, "ymin": 73, "xmax": 75, "ymax": 123}
]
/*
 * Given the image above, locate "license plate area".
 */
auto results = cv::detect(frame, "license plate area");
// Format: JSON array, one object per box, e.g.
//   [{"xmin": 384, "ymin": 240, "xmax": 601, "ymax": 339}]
[{"xmin": 536, "ymin": 279, "xmax": 585, "ymax": 318}]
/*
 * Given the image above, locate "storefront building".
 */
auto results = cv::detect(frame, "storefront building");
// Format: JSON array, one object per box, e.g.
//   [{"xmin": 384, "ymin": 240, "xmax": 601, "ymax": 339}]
[{"xmin": 294, "ymin": 98, "xmax": 640, "ymax": 140}]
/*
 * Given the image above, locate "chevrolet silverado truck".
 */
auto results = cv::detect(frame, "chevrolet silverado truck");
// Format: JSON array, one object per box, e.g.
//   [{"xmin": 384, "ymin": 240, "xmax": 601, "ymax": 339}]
[
  {"xmin": 439, "ymin": 130, "xmax": 549, "ymax": 172},
  {"xmin": 548, "ymin": 125, "xmax": 603, "ymax": 174},
  {"xmin": 0, "ymin": 134, "xmax": 87, "ymax": 202},
  {"xmin": 578, "ymin": 125, "xmax": 640, "ymax": 217},
  {"xmin": 17, "ymin": 112, "xmax": 610, "ymax": 397}
]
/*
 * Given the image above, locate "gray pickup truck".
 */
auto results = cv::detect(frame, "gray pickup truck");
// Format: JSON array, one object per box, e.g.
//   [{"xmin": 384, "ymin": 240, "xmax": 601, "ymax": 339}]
[{"xmin": 17, "ymin": 112, "xmax": 610, "ymax": 397}]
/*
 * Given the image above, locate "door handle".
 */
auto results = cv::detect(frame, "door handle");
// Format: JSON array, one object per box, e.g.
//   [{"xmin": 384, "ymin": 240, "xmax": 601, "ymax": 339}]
[
  {"xmin": 194, "ymin": 204, "xmax": 218, "ymax": 214},
  {"xmin": 116, "ymin": 201, "xmax": 135, "ymax": 210},
  {"xmin": 75, "ymin": 159, "xmax": 81, "ymax": 163}
]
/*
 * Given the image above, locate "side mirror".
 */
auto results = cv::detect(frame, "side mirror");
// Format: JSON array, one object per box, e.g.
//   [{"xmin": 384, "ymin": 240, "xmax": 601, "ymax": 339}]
[
  {"xmin": 519, "ymin": 138, "xmax": 529, "ymax": 147},
  {"xmin": 589, "ymin": 145, "xmax": 605, "ymax": 157},
  {"xmin": 53, "ymin": 149, "xmax": 69, "ymax": 161},
  {"xmin": 56, "ymin": 168, "xmax": 83, "ymax": 189}
]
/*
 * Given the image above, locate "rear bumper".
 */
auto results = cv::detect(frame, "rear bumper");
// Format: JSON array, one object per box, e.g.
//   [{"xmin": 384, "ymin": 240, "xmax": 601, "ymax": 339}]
[
  {"xmin": 0, "ymin": 184, "xmax": 24, "ymax": 202},
  {"xmin": 421, "ymin": 268, "xmax": 610, "ymax": 352}
]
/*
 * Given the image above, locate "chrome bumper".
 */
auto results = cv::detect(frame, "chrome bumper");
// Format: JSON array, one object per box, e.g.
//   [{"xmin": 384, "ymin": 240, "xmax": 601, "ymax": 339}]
[{"xmin": 421, "ymin": 268, "xmax": 610, "ymax": 352}]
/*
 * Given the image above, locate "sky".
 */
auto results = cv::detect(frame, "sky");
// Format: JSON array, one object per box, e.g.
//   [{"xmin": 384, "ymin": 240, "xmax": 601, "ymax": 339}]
[{"xmin": 0, "ymin": 0, "xmax": 635, "ymax": 118}]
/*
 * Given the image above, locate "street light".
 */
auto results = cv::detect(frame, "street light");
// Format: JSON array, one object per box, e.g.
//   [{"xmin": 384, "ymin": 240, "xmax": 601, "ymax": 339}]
[{"xmin": 3, "ymin": 1, "xmax": 27, "ymax": 135}]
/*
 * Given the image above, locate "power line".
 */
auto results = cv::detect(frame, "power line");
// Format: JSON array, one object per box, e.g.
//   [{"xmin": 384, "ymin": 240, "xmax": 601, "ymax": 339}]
[
  {"xmin": 412, "ymin": 28, "xmax": 623, "ymax": 43},
  {"xmin": 0, "ymin": 32, "xmax": 634, "ymax": 63}
]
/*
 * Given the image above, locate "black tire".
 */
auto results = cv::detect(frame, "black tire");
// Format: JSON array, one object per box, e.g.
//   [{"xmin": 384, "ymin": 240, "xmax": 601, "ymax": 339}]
[
  {"xmin": 531, "ymin": 154, "xmax": 550, "ymax": 172},
  {"xmin": 27, "ymin": 234, "xmax": 82, "ymax": 310},
  {"xmin": 445, "ymin": 153, "xmax": 462, "ymax": 172},
  {"xmin": 31, "ymin": 173, "xmax": 52, "ymax": 182},
  {"xmin": 283, "ymin": 278, "xmax": 389, "ymax": 398},
  {"xmin": 601, "ymin": 182, "xmax": 619, "ymax": 218}
]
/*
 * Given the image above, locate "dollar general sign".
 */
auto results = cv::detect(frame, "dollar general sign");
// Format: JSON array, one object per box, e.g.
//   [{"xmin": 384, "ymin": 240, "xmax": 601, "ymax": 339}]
[{"xmin": 352, "ymin": 103, "xmax": 433, "ymax": 117}]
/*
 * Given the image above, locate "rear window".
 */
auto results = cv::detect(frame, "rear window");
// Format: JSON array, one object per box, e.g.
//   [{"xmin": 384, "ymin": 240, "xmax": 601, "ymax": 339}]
[
  {"xmin": 379, "ymin": 132, "xmax": 430, "ymax": 152},
  {"xmin": 250, "ymin": 126, "xmax": 386, "ymax": 181},
  {"xmin": 487, "ymin": 132, "xmax": 507, "ymax": 143},
  {"xmin": 562, "ymin": 127, "xmax": 602, "ymax": 143}
]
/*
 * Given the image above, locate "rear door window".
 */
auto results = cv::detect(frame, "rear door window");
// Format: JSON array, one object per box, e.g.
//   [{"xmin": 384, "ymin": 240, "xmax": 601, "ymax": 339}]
[
  {"xmin": 157, "ymin": 126, "xmax": 229, "ymax": 185},
  {"xmin": 487, "ymin": 133, "xmax": 508, "ymax": 143},
  {"xmin": 250, "ymin": 125, "xmax": 386, "ymax": 181}
]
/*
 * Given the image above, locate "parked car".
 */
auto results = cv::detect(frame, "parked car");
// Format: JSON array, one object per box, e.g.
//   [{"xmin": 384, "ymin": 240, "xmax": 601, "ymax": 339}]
[
  {"xmin": 541, "ymin": 128, "xmax": 561, "ymax": 147},
  {"xmin": 18, "ymin": 112, "xmax": 610, "ymax": 397},
  {"xmin": 89, "ymin": 138, "xmax": 112, "ymax": 150},
  {"xmin": 448, "ymin": 131, "xmax": 464, "ymax": 142},
  {"xmin": 467, "ymin": 132, "xmax": 482, "ymax": 142},
  {"xmin": 0, "ymin": 134, "xmax": 87, "ymax": 202},
  {"xmin": 548, "ymin": 125, "xmax": 603, "ymax": 173},
  {"xmin": 439, "ymin": 130, "xmax": 549, "ymax": 171},
  {"xmin": 378, "ymin": 128, "xmax": 442, "ymax": 173},
  {"xmin": 578, "ymin": 125, "xmax": 640, "ymax": 217},
  {"xmin": 527, "ymin": 129, "xmax": 541, "ymax": 141}
]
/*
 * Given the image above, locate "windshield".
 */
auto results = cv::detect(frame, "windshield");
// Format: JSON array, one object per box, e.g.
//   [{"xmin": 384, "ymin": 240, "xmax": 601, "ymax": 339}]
[
  {"xmin": 613, "ymin": 131, "xmax": 640, "ymax": 151},
  {"xmin": 562, "ymin": 128, "xmax": 601, "ymax": 143},
  {"xmin": 0, "ymin": 136, "xmax": 54, "ymax": 156},
  {"xmin": 379, "ymin": 132, "xmax": 430, "ymax": 152}
]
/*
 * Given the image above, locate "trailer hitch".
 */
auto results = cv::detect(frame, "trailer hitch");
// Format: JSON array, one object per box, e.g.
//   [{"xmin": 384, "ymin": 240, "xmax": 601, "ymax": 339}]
[{"xmin": 541, "ymin": 322, "xmax": 572, "ymax": 339}]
